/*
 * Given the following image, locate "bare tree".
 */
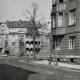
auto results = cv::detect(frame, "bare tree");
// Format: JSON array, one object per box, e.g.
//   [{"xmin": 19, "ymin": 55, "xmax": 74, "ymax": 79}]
[
  {"xmin": 19, "ymin": 35, "xmax": 25, "ymax": 56},
  {"xmin": 23, "ymin": 2, "xmax": 45, "ymax": 59},
  {"xmin": 23, "ymin": 2, "xmax": 45, "ymax": 23}
]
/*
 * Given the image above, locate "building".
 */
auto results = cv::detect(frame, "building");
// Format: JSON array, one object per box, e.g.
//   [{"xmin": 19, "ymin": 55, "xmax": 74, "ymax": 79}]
[
  {"xmin": 37, "ymin": 22, "xmax": 50, "ymax": 57},
  {"xmin": 0, "ymin": 20, "xmax": 40, "ymax": 56},
  {"xmin": 0, "ymin": 23, "xmax": 9, "ymax": 55},
  {"xmin": 51, "ymin": 0, "xmax": 80, "ymax": 57}
]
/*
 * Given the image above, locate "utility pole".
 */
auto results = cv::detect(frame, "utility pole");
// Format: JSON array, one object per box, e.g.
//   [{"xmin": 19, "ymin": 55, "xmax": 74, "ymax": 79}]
[
  {"xmin": 55, "ymin": 42, "xmax": 58, "ymax": 66},
  {"xmin": 49, "ymin": 14, "xmax": 58, "ymax": 66},
  {"xmin": 49, "ymin": 16, "xmax": 53, "ymax": 65}
]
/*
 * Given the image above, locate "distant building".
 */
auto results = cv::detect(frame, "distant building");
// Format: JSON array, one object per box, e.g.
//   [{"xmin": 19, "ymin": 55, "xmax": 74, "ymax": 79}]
[
  {"xmin": 0, "ymin": 23, "xmax": 9, "ymax": 54},
  {"xmin": 51, "ymin": 0, "xmax": 80, "ymax": 57},
  {"xmin": 0, "ymin": 20, "xmax": 40, "ymax": 56}
]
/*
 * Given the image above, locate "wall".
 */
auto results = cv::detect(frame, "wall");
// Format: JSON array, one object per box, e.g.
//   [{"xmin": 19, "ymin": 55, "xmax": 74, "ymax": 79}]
[
  {"xmin": 8, "ymin": 34, "xmax": 20, "ymax": 56},
  {"xmin": 52, "ymin": 32, "xmax": 80, "ymax": 55},
  {"xmin": 66, "ymin": 0, "xmax": 79, "ymax": 34},
  {"xmin": 0, "ymin": 23, "xmax": 9, "ymax": 54}
]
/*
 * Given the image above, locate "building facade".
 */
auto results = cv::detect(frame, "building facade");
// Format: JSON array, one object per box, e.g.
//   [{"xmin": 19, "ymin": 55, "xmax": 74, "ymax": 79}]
[
  {"xmin": 0, "ymin": 20, "xmax": 40, "ymax": 56},
  {"xmin": 37, "ymin": 22, "xmax": 50, "ymax": 57},
  {"xmin": 51, "ymin": 0, "xmax": 80, "ymax": 57},
  {"xmin": 0, "ymin": 23, "xmax": 9, "ymax": 55}
]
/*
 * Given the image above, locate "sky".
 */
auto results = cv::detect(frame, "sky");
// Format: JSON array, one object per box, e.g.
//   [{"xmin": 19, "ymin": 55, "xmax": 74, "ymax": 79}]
[{"xmin": 0, "ymin": 0, "xmax": 52, "ymax": 22}]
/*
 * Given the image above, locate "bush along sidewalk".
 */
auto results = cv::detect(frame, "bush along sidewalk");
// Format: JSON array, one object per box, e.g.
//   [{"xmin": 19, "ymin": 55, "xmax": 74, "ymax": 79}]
[{"xmin": 57, "ymin": 57, "xmax": 80, "ymax": 65}]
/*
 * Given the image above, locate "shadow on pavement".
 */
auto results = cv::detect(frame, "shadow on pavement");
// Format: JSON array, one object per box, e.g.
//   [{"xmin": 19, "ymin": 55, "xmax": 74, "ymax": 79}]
[{"xmin": 0, "ymin": 64, "xmax": 36, "ymax": 80}]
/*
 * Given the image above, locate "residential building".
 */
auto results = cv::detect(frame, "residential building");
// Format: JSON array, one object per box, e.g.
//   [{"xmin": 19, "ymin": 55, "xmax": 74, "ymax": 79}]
[
  {"xmin": 0, "ymin": 23, "xmax": 9, "ymax": 55},
  {"xmin": 0, "ymin": 20, "xmax": 40, "ymax": 56},
  {"xmin": 51, "ymin": 0, "xmax": 80, "ymax": 57}
]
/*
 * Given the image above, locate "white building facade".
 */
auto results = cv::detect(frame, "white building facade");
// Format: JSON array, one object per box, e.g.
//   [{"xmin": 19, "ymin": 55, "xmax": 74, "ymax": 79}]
[{"xmin": 0, "ymin": 20, "xmax": 40, "ymax": 56}]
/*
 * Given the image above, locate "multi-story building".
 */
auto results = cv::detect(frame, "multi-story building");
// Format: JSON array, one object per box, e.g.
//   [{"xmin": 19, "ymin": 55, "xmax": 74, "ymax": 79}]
[
  {"xmin": 0, "ymin": 23, "xmax": 9, "ymax": 55},
  {"xmin": 0, "ymin": 20, "xmax": 40, "ymax": 56},
  {"xmin": 51, "ymin": 0, "xmax": 80, "ymax": 57},
  {"xmin": 38, "ymin": 22, "xmax": 50, "ymax": 57}
]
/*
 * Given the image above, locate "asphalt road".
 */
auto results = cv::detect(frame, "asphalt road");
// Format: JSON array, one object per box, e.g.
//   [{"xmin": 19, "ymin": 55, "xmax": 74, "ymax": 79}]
[
  {"xmin": 0, "ymin": 58, "xmax": 80, "ymax": 80},
  {"xmin": 0, "ymin": 64, "xmax": 36, "ymax": 80}
]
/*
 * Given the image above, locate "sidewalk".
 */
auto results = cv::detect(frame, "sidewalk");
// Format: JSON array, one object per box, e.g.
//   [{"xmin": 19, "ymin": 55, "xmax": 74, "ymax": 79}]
[
  {"xmin": 1, "ymin": 56, "xmax": 80, "ymax": 71},
  {"xmin": 32, "ymin": 60, "xmax": 80, "ymax": 70}
]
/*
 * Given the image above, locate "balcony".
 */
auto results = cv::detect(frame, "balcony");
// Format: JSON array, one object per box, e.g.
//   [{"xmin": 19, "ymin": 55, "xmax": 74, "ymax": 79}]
[
  {"xmin": 56, "ymin": 3, "xmax": 66, "ymax": 11},
  {"xmin": 52, "ymin": 27, "xmax": 66, "ymax": 35}
]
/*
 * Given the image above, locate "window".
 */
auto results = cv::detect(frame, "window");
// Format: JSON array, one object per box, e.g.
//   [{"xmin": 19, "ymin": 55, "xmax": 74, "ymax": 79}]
[
  {"xmin": 69, "ymin": 0, "xmax": 75, "ymax": 2},
  {"xmin": 19, "ymin": 34, "xmax": 24, "ymax": 38},
  {"xmin": 53, "ymin": 42, "xmax": 55, "ymax": 49},
  {"xmin": 53, "ymin": 14, "xmax": 56, "ymax": 28},
  {"xmin": 69, "ymin": 9, "xmax": 76, "ymax": 26},
  {"xmin": 12, "ymin": 42, "xmax": 15, "ymax": 46},
  {"xmin": 12, "ymin": 34, "xmax": 15, "ymax": 37},
  {"xmin": 69, "ymin": 36, "xmax": 75, "ymax": 50},
  {"xmin": 59, "ymin": 0, "xmax": 63, "ymax": 3},
  {"xmin": 26, "ymin": 41, "xmax": 29, "ymax": 44},
  {"xmin": 56, "ymin": 39, "xmax": 61, "ymax": 50},
  {"xmin": 53, "ymin": 41, "xmax": 61, "ymax": 50},
  {"xmin": 0, "ymin": 48, "xmax": 2, "ymax": 53},
  {"xmin": 0, "ymin": 39, "xmax": 1, "ymax": 42},
  {"xmin": 58, "ymin": 12, "xmax": 63, "ymax": 27},
  {"xmin": 53, "ymin": 38, "xmax": 62, "ymax": 50},
  {"xmin": 69, "ymin": 0, "xmax": 72, "ymax": 1}
]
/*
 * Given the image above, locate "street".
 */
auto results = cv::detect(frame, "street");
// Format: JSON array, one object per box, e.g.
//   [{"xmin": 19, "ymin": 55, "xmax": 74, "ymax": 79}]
[{"xmin": 0, "ymin": 58, "xmax": 80, "ymax": 80}]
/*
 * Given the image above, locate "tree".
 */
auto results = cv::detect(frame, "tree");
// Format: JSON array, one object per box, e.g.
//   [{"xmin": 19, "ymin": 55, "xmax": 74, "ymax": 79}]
[
  {"xmin": 19, "ymin": 35, "xmax": 25, "ymax": 56},
  {"xmin": 5, "ymin": 35, "xmax": 9, "ymax": 55},
  {"xmin": 23, "ymin": 2, "xmax": 45, "ymax": 59},
  {"xmin": 23, "ymin": 2, "xmax": 45, "ymax": 24}
]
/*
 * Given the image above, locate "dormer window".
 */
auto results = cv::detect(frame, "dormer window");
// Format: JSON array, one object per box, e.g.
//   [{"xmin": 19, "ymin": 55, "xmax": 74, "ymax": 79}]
[{"xmin": 59, "ymin": 0, "xmax": 63, "ymax": 3}]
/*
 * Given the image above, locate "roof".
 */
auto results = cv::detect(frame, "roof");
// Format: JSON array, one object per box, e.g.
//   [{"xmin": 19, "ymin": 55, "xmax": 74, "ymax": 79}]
[
  {"xmin": 5, "ymin": 20, "xmax": 32, "ymax": 28},
  {"xmin": 4, "ymin": 20, "xmax": 40, "ymax": 36}
]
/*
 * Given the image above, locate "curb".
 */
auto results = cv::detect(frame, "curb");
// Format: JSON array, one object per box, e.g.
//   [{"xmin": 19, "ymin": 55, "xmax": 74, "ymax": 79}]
[{"xmin": 19, "ymin": 59, "xmax": 80, "ymax": 72}]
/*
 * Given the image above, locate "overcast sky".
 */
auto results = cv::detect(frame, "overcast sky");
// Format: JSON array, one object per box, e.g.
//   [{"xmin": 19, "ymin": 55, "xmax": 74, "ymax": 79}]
[{"xmin": 0, "ymin": 0, "xmax": 52, "ymax": 22}]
